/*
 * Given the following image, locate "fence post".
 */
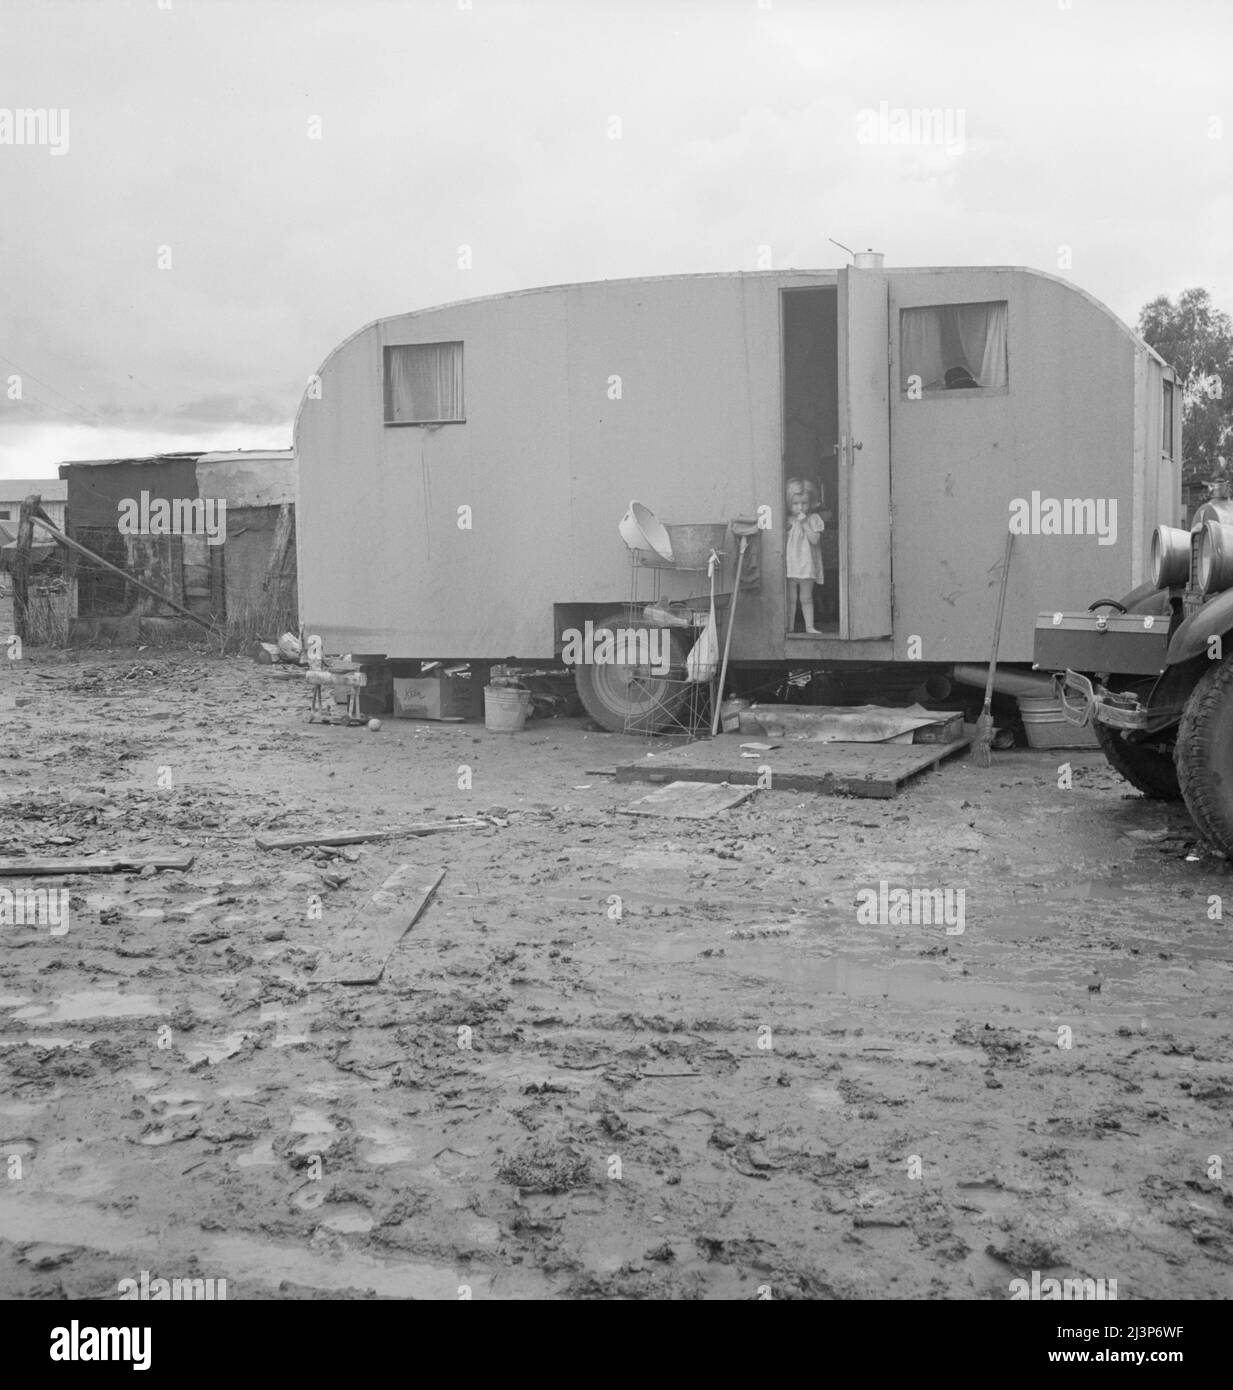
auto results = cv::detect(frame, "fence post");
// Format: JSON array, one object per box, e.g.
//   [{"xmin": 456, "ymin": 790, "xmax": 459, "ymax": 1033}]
[{"xmin": 11, "ymin": 494, "xmax": 40, "ymax": 644}]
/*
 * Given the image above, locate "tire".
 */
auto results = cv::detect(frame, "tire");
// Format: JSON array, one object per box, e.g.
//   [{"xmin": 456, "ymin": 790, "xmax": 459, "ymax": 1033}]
[
  {"xmin": 1093, "ymin": 720, "xmax": 1181, "ymax": 800},
  {"xmin": 1176, "ymin": 656, "xmax": 1233, "ymax": 854},
  {"xmin": 572, "ymin": 610, "xmax": 691, "ymax": 734}
]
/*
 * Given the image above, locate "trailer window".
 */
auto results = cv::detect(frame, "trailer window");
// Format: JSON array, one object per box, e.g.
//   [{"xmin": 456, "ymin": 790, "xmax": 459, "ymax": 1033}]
[
  {"xmin": 384, "ymin": 342, "xmax": 465, "ymax": 424},
  {"xmin": 899, "ymin": 301, "xmax": 1007, "ymax": 394},
  {"xmin": 1162, "ymin": 379, "xmax": 1174, "ymax": 458}
]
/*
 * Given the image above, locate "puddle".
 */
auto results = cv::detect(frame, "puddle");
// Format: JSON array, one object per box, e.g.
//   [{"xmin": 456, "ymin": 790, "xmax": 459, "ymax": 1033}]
[
  {"xmin": 730, "ymin": 947, "xmax": 1035, "ymax": 1008},
  {"xmin": 12, "ymin": 988, "xmax": 164, "ymax": 1023},
  {"xmin": 181, "ymin": 1033, "xmax": 248, "ymax": 1065},
  {"xmin": 0, "ymin": 994, "xmax": 32, "ymax": 1008},
  {"xmin": 318, "ymin": 1205, "xmax": 374, "ymax": 1234},
  {"xmin": 236, "ymin": 1137, "xmax": 278, "ymax": 1169},
  {"xmin": 0, "ymin": 1035, "xmax": 91, "ymax": 1050},
  {"xmin": 290, "ymin": 1108, "xmax": 335, "ymax": 1135},
  {"xmin": 808, "ymin": 1086, "xmax": 844, "ymax": 1110},
  {"xmin": 0, "ymin": 1098, "xmax": 52, "ymax": 1118},
  {"xmin": 263, "ymin": 1003, "xmax": 316, "ymax": 1048},
  {"xmin": 0, "ymin": 1191, "xmax": 536, "ymax": 1298},
  {"xmin": 147, "ymin": 1090, "xmax": 204, "ymax": 1118},
  {"xmin": 358, "ymin": 1124, "xmax": 416, "ymax": 1166}
]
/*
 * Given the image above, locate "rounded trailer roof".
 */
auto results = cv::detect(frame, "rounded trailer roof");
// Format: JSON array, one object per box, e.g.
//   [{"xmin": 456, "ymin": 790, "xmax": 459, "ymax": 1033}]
[{"xmin": 294, "ymin": 265, "xmax": 1169, "ymax": 440}]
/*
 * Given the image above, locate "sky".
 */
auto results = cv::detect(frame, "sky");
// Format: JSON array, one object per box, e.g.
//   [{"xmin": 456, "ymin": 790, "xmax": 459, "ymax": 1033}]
[{"xmin": 0, "ymin": 0, "xmax": 1229, "ymax": 480}]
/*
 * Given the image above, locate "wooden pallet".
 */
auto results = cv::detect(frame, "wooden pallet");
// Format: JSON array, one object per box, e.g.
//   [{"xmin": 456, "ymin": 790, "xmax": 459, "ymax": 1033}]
[
  {"xmin": 614, "ymin": 737, "xmax": 970, "ymax": 799},
  {"xmin": 618, "ymin": 781, "xmax": 757, "ymax": 819},
  {"xmin": 312, "ymin": 865, "xmax": 445, "ymax": 985}
]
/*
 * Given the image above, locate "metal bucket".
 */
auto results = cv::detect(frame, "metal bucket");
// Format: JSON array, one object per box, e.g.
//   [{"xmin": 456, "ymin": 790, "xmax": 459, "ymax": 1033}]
[
  {"xmin": 1019, "ymin": 695, "xmax": 1099, "ymax": 749},
  {"xmin": 484, "ymin": 685, "xmax": 533, "ymax": 732}
]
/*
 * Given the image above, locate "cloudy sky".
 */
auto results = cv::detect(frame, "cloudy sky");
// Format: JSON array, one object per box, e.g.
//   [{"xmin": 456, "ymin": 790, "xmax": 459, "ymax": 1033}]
[{"xmin": 0, "ymin": 0, "xmax": 1229, "ymax": 480}]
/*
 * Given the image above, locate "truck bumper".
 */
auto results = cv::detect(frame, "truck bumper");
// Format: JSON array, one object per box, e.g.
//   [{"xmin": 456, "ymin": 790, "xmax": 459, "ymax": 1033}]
[{"xmin": 1056, "ymin": 670, "xmax": 1150, "ymax": 731}]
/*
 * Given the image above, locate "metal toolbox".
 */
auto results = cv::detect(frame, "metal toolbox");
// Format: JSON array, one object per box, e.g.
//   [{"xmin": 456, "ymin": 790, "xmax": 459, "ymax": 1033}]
[{"xmin": 1033, "ymin": 610, "xmax": 1171, "ymax": 676}]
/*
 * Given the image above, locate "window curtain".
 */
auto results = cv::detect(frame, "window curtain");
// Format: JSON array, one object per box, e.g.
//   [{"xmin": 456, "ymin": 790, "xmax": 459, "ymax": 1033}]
[
  {"xmin": 900, "ymin": 302, "xmax": 1007, "ymax": 390},
  {"xmin": 385, "ymin": 343, "xmax": 464, "ymax": 422},
  {"xmin": 900, "ymin": 308, "xmax": 946, "ymax": 390},
  {"xmin": 953, "ymin": 302, "xmax": 1007, "ymax": 389}
]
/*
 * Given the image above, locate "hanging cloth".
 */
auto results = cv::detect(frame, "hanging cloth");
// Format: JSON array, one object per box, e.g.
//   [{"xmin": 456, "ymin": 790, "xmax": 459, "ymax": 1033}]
[{"xmin": 686, "ymin": 549, "xmax": 720, "ymax": 683}]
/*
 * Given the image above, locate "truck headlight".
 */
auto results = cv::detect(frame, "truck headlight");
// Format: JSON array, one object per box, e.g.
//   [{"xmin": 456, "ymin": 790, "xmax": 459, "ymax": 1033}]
[
  {"xmin": 1197, "ymin": 520, "xmax": 1233, "ymax": 595},
  {"xmin": 1150, "ymin": 526, "xmax": 1190, "ymax": 588}
]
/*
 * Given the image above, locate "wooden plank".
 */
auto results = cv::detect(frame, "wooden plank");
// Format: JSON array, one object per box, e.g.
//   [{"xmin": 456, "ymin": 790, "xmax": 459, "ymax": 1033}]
[
  {"xmin": 256, "ymin": 819, "xmax": 489, "ymax": 851},
  {"xmin": 614, "ymin": 738, "xmax": 970, "ymax": 799},
  {"xmin": 618, "ymin": 781, "xmax": 756, "ymax": 819},
  {"xmin": 313, "ymin": 864, "xmax": 446, "ymax": 985},
  {"xmin": 0, "ymin": 853, "xmax": 195, "ymax": 877}
]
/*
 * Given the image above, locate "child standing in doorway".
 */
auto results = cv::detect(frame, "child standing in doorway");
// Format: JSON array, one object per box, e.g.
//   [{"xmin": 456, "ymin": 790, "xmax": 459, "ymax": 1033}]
[{"xmin": 785, "ymin": 477, "xmax": 825, "ymax": 634}]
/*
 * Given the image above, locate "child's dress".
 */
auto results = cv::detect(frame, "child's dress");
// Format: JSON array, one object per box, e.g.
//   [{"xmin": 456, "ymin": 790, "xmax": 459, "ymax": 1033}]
[{"xmin": 785, "ymin": 512, "xmax": 825, "ymax": 582}]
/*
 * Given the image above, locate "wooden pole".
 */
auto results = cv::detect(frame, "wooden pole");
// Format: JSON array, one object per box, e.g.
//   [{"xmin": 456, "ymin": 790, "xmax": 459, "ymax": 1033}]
[
  {"xmin": 710, "ymin": 535, "xmax": 748, "ymax": 737},
  {"xmin": 28, "ymin": 508, "xmax": 215, "ymax": 632},
  {"xmin": 261, "ymin": 501, "xmax": 296, "ymax": 618},
  {"xmin": 11, "ymin": 494, "xmax": 39, "ymax": 643}
]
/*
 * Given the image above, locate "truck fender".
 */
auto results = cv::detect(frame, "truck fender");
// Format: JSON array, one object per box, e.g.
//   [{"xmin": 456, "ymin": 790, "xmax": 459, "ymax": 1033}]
[
  {"xmin": 1117, "ymin": 582, "xmax": 1172, "ymax": 617},
  {"xmin": 1166, "ymin": 588, "xmax": 1233, "ymax": 665}
]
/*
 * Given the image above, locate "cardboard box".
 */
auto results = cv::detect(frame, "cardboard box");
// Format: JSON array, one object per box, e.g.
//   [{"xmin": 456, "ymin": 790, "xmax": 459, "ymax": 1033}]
[{"xmin": 392, "ymin": 674, "xmax": 483, "ymax": 721}]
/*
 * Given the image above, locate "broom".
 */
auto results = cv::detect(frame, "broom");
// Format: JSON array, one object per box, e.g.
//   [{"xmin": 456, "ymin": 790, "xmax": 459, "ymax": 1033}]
[{"xmin": 972, "ymin": 529, "xmax": 1015, "ymax": 768}]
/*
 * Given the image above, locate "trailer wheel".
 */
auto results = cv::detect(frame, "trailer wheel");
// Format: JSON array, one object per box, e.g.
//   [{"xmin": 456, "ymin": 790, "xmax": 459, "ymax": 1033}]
[
  {"xmin": 1093, "ymin": 721, "xmax": 1180, "ymax": 801},
  {"xmin": 573, "ymin": 611, "xmax": 691, "ymax": 734},
  {"xmin": 1176, "ymin": 655, "xmax": 1233, "ymax": 855}
]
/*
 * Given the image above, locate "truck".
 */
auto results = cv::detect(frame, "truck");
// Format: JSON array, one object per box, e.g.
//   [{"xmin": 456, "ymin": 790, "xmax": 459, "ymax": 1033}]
[
  {"xmin": 294, "ymin": 258, "xmax": 1179, "ymax": 733},
  {"xmin": 1034, "ymin": 498, "xmax": 1233, "ymax": 856}
]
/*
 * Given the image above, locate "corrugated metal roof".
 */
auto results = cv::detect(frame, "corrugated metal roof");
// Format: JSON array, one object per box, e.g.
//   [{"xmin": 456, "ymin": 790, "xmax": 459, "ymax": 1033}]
[
  {"xmin": 196, "ymin": 450, "xmax": 293, "ymax": 464},
  {"xmin": 56, "ymin": 452, "xmax": 206, "ymax": 474}
]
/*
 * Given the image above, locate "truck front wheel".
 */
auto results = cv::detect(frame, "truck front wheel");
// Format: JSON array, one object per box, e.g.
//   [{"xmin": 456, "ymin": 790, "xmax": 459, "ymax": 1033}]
[
  {"xmin": 1093, "ymin": 721, "xmax": 1180, "ymax": 800},
  {"xmin": 1175, "ymin": 654, "xmax": 1233, "ymax": 854}
]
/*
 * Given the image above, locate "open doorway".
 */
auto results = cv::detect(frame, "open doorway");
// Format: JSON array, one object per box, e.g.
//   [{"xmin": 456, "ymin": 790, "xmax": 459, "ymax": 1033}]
[{"xmin": 781, "ymin": 287, "xmax": 840, "ymax": 634}]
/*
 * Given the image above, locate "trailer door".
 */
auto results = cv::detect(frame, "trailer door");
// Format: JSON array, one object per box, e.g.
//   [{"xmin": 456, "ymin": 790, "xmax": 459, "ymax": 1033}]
[{"xmin": 838, "ymin": 266, "xmax": 892, "ymax": 638}]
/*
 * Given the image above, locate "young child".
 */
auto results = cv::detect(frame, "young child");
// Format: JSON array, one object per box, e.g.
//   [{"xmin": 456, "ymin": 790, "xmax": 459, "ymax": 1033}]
[{"xmin": 785, "ymin": 477, "xmax": 824, "ymax": 634}]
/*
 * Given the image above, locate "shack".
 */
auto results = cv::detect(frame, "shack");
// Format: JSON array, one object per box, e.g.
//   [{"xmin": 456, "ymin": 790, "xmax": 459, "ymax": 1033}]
[
  {"xmin": 57, "ymin": 449, "xmax": 295, "ymax": 640},
  {"xmin": 294, "ymin": 260, "xmax": 1180, "ymax": 728},
  {"xmin": 193, "ymin": 450, "xmax": 297, "ymax": 631}
]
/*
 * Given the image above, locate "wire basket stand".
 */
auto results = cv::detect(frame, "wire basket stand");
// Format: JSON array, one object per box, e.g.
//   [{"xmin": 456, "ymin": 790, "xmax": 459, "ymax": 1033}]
[{"xmin": 619, "ymin": 543, "xmax": 726, "ymax": 739}]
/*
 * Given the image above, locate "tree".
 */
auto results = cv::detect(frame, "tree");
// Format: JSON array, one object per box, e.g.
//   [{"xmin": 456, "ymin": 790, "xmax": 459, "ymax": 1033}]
[{"xmin": 1138, "ymin": 288, "xmax": 1233, "ymax": 489}]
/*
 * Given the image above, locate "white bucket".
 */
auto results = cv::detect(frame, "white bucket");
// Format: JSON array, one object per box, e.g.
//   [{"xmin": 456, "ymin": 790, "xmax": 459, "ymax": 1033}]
[{"xmin": 484, "ymin": 685, "xmax": 533, "ymax": 732}]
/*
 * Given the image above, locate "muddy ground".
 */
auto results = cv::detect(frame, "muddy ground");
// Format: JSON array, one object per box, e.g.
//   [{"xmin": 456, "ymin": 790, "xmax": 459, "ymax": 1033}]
[{"xmin": 1, "ymin": 648, "xmax": 1231, "ymax": 1301}]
